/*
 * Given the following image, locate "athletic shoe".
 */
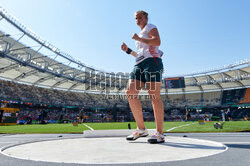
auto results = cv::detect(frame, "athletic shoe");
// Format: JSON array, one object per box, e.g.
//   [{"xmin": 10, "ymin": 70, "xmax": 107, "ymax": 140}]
[
  {"xmin": 147, "ymin": 132, "xmax": 165, "ymax": 144},
  {"xmin": 126, "ymin": 128, "xmax": 149, "ymax": 141}
]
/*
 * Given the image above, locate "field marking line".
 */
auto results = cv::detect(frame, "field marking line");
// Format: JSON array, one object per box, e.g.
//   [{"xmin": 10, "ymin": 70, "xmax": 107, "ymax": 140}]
[
  {"xmin": 83, "ymin": 124, "xmax": 94, "ymax": 131},
  {"xmin": 222, "ymin": 142, "xmax": 250, "ymax": 144},
  {"xmin": 166, "ymin": 122, "xmax": 195, "ymax": 132}
]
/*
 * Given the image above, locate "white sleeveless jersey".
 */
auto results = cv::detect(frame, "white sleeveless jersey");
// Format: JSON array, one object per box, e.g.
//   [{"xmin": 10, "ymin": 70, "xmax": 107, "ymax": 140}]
[{"xmin": 135, "ymin": 23, "xmax": 162, "ymax": 64}]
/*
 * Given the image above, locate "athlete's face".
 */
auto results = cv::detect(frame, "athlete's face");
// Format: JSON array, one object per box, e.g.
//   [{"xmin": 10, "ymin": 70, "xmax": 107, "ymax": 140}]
[{"xmin": 134, "ymin": 13, "xmax": 147, "ymax": 27}]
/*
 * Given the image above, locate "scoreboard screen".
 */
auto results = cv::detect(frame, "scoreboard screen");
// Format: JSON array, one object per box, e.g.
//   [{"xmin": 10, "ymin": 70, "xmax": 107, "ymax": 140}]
[
  {"xmin": 222, "ymin": 88, "xmax": 246, "ymax": 104},
  {"xmin": 164, "ymin": 77, "xmax": 185, "ymax": 89},
  {"xmin": 0, "ymin": 108, "xmax": 19, "ymax": 126}
]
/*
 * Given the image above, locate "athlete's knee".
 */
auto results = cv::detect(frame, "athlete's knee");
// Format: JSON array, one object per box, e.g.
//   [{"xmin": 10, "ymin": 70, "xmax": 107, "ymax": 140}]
[
  {"xmin": 126, "ymin": 89, "xmax": 139, "ymax": 99},
  {"xmin": 126, "ymin": 89, "xmax": 138, "ymax": 95},
  {"xmin": 148, "ymin": 91, "xmax": 161, "ymax": 100}
]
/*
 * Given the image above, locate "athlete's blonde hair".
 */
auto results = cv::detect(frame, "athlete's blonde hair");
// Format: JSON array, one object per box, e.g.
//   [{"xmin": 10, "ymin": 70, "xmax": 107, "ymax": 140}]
[{"xmin": 135, "ymin": 10, "xmax": 148, "ymax": 19}]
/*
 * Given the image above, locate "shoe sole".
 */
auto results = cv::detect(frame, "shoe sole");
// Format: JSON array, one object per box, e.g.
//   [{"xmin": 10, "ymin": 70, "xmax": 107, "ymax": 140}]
[
  {"xmin": 126, "ymin": 134, "xmax": 149, "ymax": 141},
  {"xmin": 147, "ymin": 139, "xmax": 165, "ymax": 144}
]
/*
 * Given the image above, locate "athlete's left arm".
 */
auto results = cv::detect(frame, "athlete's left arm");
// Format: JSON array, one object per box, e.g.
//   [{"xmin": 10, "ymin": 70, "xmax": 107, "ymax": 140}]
[{"xmin": 132, "ymin": 28, "xmax": 161, "ymax": 46}]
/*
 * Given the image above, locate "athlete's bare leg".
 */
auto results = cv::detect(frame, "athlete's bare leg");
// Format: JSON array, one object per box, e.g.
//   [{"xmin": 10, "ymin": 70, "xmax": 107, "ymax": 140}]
[
  {"xmin": 126, "ymin": 79, "xmax": 145, "ymax": 130},
  {"xmin": 147, "ymin": 82, "xmax": 164, "ymax": 134}
]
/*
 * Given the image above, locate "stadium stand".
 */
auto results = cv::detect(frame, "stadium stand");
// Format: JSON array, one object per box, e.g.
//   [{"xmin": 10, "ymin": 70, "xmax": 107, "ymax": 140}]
[{"xmin": 203, "ymin": 91, "xmax": 221, "ymax": 106}]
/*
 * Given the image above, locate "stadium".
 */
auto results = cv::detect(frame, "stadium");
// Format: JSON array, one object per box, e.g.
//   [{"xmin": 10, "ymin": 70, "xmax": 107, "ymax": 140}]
[
  {"xmin": 0, "ymin": 7, "xmax": 249, "ymax": 124},
  {"xmin": 0, "ymin": 4, "xmax": 250, "ymax": 166}
]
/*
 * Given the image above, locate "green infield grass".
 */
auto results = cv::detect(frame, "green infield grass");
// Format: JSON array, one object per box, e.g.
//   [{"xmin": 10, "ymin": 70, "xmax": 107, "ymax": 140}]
[{"xmin": 0, "ymin": 121, "xmax": 249, "ymax": 134}]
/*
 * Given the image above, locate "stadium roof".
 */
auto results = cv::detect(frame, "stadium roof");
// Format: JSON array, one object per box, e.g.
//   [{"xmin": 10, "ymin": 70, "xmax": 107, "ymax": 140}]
[{"xmin": 0, "ymin": 6, "xmax": 249, "ymax": 94}]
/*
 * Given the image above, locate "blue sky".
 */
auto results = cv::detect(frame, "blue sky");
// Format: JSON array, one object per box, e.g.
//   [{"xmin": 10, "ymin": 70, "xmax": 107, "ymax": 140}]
[{"xmin": 0, "ymin": 0, "xmax": 249, "ymax": 76}]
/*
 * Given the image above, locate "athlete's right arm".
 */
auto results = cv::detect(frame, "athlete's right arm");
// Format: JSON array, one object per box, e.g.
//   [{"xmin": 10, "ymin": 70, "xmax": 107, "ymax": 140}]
[{"xmin": 121, "ymin": 43, "xmax": 137, "ymax": 57}]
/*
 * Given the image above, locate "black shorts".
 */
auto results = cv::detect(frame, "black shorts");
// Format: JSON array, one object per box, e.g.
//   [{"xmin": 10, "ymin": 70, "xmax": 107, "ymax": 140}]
[{"xmin": 130, "ymin": 58, "xmax": 164, "ymax": 83}]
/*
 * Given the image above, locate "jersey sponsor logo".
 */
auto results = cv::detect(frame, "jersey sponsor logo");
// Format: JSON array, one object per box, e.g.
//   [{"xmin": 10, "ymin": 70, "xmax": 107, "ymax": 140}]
[{"xmin": 136, "ymin": 56, "xmax": 145, "ymax": 62}]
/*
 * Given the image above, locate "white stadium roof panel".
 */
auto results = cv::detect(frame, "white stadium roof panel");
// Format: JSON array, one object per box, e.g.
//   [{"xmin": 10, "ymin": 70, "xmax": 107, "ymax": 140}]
[
  {"xmin": 220, "ymin": 82, "xmax": 242, "ymax": 89},
  {"xmin": 201, "ymin": 84, "xmax": 220, "ymax": 91},
  {"xmin": 72, "ymin": 84, "xmax": 86, "ymax": 91},
  {"xmin": 0, "ymin": 57, "xmax": 12, "ymax": 66},
  {"xmin": 35, "ymin": 72, "xmax": 50, "ymax": 78},
  {"xmin": 240, "ymin": 66, "xmax": 250, "ymax": 73},
  {"xmin": 185, "ymin": 86, "xmax": 201, "ymax": 92},
  {"xmin": 195, "ymin": 76, "xmax": 207, "ymax": 83},
  {"xmin": 239, "ymin": 79, "xmax": 250, "ymax": 86},
  {"xmin": 57, "ymin": 81, "xmax": 75, "ymax": 89},
  {"xmin": 210, "ymin": 73, "xmax": 223, "ymax": 81},
  {"xmin": 225, "ymin": 70, "xmax": 238, "ymax": 77},
  {"xmin": 0, "ymin": 69, "xmax": 21, "ymax": 78},
  {"xmin": 15, "ymin": 66, "xmax": 33, "ymax": 74},
  {"xmin": 18, "ymin": 75, "xmax": 41, "ymax": 83},
  {"xmin": 38, "ymin": 79, "xmax": 59, "ymax": 87},
  {"xmin": 184, "ymin": 77, "xmax": 194, "ymax": 85}
]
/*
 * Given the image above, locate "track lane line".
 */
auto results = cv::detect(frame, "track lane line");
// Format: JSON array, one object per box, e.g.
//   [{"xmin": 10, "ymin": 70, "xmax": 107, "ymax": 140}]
[
  {"xmin": 83, "ymin": 124, "xmax": 94, "ymax": 131},
  {"xmin": 166, "ymin": 122, "xmax": 195, "ymax": 132}
]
